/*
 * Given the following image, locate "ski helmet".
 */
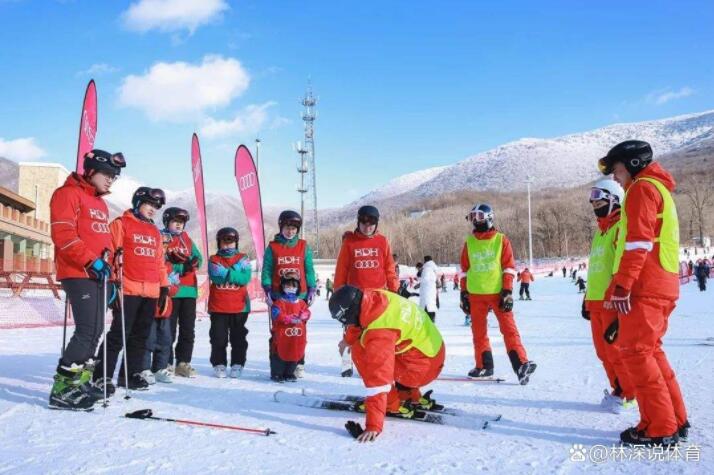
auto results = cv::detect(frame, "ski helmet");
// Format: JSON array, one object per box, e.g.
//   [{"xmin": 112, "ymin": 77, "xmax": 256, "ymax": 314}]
[
  {"xmin": 83, "ymin": 149, "xmax": 126, "ymax": 177},
  {"xmin": 280, "ymin": 270, "xmax": 301, "ymax": 294},
  {"xmin": 357, "ymin": 205, "xmax": 380, "ymax": 224},
  {"xmin": 598, "ymin": 140, "xmax": 653, "ymax": 177},
  {"xmin": 278, "ymin": 210, "xmax": 302, "ymax": 232},
  {"xmin": 162, "ymin": 207, "xmax": 190, "ymax": 228},
  {"xmin": 216, "ymin": 227, "xmax": 239, "ymax": 248},
  {"xmin": 590, "ymin": 179, "xmax": 624, "ymax": 218},
  {"xmin": 466, "ymin": 203, "xmax": 494, "ymax": 231},
  {"xmin": 132, "ymin": 187, "xmax": 166, "ymax": 210},
  {"xmin": 328, "ymin": 285, "xmax": 363, "ymax": 326}
]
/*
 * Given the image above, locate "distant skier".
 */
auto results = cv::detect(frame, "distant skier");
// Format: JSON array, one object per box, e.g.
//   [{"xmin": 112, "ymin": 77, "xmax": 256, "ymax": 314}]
[
  {"xmin": 575, "ymin": 274, "xmax": 586, "ymax": 293},
  {"xmin": 583, "ymin": 179, "xmax": 636, "ymax": 414},
  {"xmin": 695, "ymin": 259, "xmax": 709, "ymax": 291},
  {"xmin": 330, "ymin": 286, "xmax": 445, "ymax": 442},
  {"xmin": 460, "ymin": 203, "xmax": 536, "ymax": 384},
  {"xmin": 517, "ymin": 267, "xmax": 533, "ymax": 300},
  {"xmin": 325, "ymin": 276, "xmax": 334, "ymax": 300},
  {"xmin": 599, "ymin": 140, "xmax": 688, "ymax": 447},
  {"xmin": 48, "ymin": 150, "xmax": 125, "ymax": 410},
  {"xmin": 562, "ymin": 266, "xmax": 567, "ymax": 278}
]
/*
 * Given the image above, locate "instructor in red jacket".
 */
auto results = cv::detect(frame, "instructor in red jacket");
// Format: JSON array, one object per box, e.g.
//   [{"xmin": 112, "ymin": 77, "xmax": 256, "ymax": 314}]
[{"xmin": 600, "ymin": 140, "xmax": 689, "ymax": 447}]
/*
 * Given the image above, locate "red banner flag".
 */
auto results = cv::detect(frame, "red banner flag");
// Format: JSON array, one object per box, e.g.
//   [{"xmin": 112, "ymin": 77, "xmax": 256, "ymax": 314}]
[
  {"xmin": 75, "ymin": 80, "xmax": 97, "ymax": 174},
  {"xmin": 234, "ymin": 145, "xmax": 266, "ymax": 266}
]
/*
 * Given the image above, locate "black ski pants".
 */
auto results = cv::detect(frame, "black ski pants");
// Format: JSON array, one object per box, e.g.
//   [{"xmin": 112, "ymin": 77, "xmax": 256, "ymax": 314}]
[
  {"xmin": 169, "ymin": 297, "xmax": 197, "ymax": 364},
  {"xmin": 60, "ymin": 278, "xmax": 107, "ymax": 367},
  {"xmin": 209, "ymin": 312, "xmax": 249, "ymax": 367}
]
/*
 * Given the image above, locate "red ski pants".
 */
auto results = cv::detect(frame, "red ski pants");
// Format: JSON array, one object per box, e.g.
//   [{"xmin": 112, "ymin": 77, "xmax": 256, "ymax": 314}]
[
  {"xmin": 468, "ymin": 294, "xmax": 528, "ymax": 369},
  {"xmin": 618, "ymin": 297, "xmax": 687, "ymax": 437},
  {"xmin": 590, "ymin": 308, "xmax": 636, "ymax": 400}
]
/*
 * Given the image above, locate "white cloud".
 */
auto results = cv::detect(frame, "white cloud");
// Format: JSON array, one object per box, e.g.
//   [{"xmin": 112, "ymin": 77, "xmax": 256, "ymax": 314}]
[
  {"xmin": 200, "ymin": 102, "xmax": 277, "ymax": 138},
  {"xmin": 0, "ymin": 137, "xmax": 47, "ymax": 161},
  {"xmin": 122, "ymin": 0, "xmax": 228, "ymax": 34},
  {"xmin": 76, "ymin": 63, "xmax": 119, "ymax": 77},
  {"xmin": 118, "ymin": 55, "xmax": 250, "ymax": 121},
  {"xmin": 646, "ymin": 87, "xmax": 695, "ymax": 105}
]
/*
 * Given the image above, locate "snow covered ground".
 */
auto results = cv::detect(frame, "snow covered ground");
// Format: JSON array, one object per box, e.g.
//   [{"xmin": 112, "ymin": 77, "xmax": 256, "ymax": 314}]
[{"xmin": 0, "ymin": 277, "xmax": 711, "ymax": 474}]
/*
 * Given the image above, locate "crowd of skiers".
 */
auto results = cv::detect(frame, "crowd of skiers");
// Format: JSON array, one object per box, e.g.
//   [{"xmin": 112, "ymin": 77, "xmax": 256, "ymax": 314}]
[{"xmin": 48, "ymin": 139, "xmax": 691, "ymax": 447}]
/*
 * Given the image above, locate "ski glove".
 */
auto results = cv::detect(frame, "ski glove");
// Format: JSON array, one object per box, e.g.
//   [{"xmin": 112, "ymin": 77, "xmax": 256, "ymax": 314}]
[
  {"xmin": 498, "ymin": 289, "xmax": 514, "ymax": 312},
  {"xmin": 306, "ymin": 287, "xmax": 316, "ymax": 306},
  {"xmin": 158, "ymin": 286, "xmax": 169, "ymax": 315},
  {"xmin": 581, "ymin": 299, "xmax": 590, "ymax": 320},
  {"xmin": 610, "ymin": 286, "xmax": 631, "ymax": 315},
  {"xmin": 85, "ymin": 257, "xmax": 111, "ymax": 281},
  {"xmin": 345, "ymin": 420, "xmax": 364, "ymax": 439},
  {"xmin": 270, "ymin": 305, "xmax": 280, "ymax": 320},
  {"xmin": 168, "ymin": 271, "xmax": 181, "ymax": 287},
  {"xmin": 209, "ymin": 262, "xmax": 229, "ymax": 280},
  {"xmin": 182, "ymin": 256, "xmax": 199, "ymax": 276},
  {"xmin": 460, "ymin": 290, "xmax": 470, "ymax": 314},
  {"xmin": 604, "ymin": 318, "xmax": 619, "ymax": 344},
  {"xmin": 264, "ymin": 286, "xmax": 274, "ymax": 307},
  {"xmin": 232, "ymin": 257, "xmax": 251, "ymax": 272}
]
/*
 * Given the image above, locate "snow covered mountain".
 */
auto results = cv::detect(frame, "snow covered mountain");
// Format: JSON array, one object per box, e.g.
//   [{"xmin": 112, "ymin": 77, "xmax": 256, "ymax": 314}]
[
  {"xmin": 402, "ymin": 110, "xmax": 714, "ymax": 199},
  {"xmin": 349, "ymin": 165, "xmax": 449, "ymax": 204}
]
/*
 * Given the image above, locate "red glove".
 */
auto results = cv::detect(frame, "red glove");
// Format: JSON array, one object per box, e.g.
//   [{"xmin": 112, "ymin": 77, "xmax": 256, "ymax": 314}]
[{"xmin": 610, "ymin": 286, "xmax": 631, "ymax": 315}]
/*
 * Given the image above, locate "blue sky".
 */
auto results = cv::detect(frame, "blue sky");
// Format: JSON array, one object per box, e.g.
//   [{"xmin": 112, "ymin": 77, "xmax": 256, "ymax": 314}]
[{"xmin": 1, "ymin": 0, "xmax": 713, "ymax": 209}]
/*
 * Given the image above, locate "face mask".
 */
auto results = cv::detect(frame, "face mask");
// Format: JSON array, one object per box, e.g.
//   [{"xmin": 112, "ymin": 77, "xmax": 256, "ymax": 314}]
[
  {"xmin": 474, "ymin": 222, "xmax": 490, "ymax": 232},
  {"xmin": 593, "ymin": 206, "xmax": 610, "ymax": 218},
  {"xmin": 284, "ymin": 287, "xmax": 298, "ymax": 295}
]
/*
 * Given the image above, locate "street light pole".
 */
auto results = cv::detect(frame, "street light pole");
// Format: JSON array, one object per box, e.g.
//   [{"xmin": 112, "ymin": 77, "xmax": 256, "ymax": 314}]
[
  {"xmin": 526, "ymin": 176, "xmax": 534, "ymax": 270},
  {"xmin": 255, "ymin": 138, "xmax": 261, "ymax": 179}
]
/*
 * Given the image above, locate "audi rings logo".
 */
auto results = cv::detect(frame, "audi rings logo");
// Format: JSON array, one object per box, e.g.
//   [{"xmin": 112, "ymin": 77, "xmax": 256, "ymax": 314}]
[
  {"xmin": 284, "ymin": 327, "xmax": 303, "ymax": 337},
  {"xmin": 91, "ymin": 222, "xmax": 110, "ymax": 234},
  {"xmin": 354, "ymin": 260, "xmax": 380, "ymax": 269},
  {"xmin": 134, "ymin": 247, "xmax": 156, "ymax": 257},
  {"xmin": 238, "ymin": 172, "xmax": 257, "ymax": 191}
]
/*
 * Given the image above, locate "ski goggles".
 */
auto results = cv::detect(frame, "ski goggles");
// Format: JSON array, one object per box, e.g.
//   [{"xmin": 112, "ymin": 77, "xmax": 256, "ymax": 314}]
[
  {"xmin": 172, "ymin": 210, "xmax": 190, "ymax": 222},
  {"xmin": 219, "ymin": 234, "xmax": 238, "ymax": 243},
  {"xmin": 597, "ymin": 157, "xmax": 613, "ymax": 175},
  {"xmin": 589, "ymin": 188, "xmax": 612, "ymax": 202},
  {"xmin": 282, "ymin": 219, "xmax": 302, "ymax": 229},
  {"xmin": 136, "ymin": 188, "xmax": 166, "ymax": 207},
  {"xmin": 466, "ymin": 210, "xmax": 490, "ymax": 222},
  {"xmin": 358, "ymin": 216, "xmax": 378, "ymax": 225},
  {"xmin": 87, "ymin": 150, "xmax": 127, "ymax": 169}
]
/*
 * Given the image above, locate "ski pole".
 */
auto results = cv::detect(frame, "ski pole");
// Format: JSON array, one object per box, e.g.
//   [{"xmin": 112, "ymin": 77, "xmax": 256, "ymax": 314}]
[
  {"xmin": 116, "ymin": 248, "xmax": 131, "ymax": 400},
  {"xmin": 100, "ymin": 248, "xmax": 110, "ymax": 408},
  {"xmin": 436, "ymin": 377, "xmax": 506, "ymax": 383},
  {"xmin": 124, "ymin": 409, "xmax": 276, "ymax": 436}
]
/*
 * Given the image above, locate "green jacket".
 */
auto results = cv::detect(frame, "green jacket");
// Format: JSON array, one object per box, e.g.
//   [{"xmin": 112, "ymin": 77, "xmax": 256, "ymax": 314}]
[{"xmin": 261, "ymin": 233, "xmax": 316, "ymax": 299}]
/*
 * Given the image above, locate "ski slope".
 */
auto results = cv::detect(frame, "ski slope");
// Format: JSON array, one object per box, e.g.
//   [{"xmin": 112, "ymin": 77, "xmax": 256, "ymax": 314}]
[{"xmin": 0, "ymin": 277, "xmax": 711, "ymax": 474}]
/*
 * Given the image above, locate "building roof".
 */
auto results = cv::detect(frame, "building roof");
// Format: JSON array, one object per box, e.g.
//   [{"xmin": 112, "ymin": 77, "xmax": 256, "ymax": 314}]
[{"xmin": 0, "ymin": 186, "xmax": 35, "ymax": 213}]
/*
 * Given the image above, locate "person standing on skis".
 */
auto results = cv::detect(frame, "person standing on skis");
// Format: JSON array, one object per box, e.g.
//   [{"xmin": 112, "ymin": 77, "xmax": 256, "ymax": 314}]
[
  {"xmin": 329, "ymin": 285, "xmax": 445, "ymax": 442},
  {"xmin": 261, "ymin": 210, "xmax": 317, "ymax": 378},
  {"xmin": 582, "ymin": 179, "xmax": 637, "ymax": 414},
  {"xmin": 460, "ymin": 203, "xmax": 536, "ymax": 384},
  {"xmin": 517, "ymin": 268, "xmax": 533, "ymax": 300},
  {"xmin": 161, "ymin": 207, "xmax": 203, "ymax": 378},
  {"xmin": 48, "ymin": 150, "xmax": 125, "ymax": 410},
  {"xmin": 599, "ymin": 140, "xmax": 689, "ymax": 447},
  {"xmin": 93, "ymin": 187, "xmax": 169, "ymax": 392}
]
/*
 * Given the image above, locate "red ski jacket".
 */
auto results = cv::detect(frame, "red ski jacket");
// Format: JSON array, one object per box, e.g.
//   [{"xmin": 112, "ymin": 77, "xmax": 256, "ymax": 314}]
[{"xmin": 334, "ymin": 230, "xmax": 398, "ymax": 292}]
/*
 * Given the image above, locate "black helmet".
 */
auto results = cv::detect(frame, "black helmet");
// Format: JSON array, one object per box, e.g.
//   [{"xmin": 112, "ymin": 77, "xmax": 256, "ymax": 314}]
[
  {"xmin": 216, "ymin": 227, "xmax": 239, "ymax": 248},
  {"xmin": 466, "ymin": 203, "xmax": 494, "ymax": 230},
  {"xmin": 357, "ymin": 205, "xmax": 380, "ymax": 223},
  {"xmin": 328, "ymin": 285, "xmax": 363, "ymax": 326},
  {"xmin": 163, "ymin": 207, "xmax": 190, "ymax": 228},
  {"xmin": 598, "ymin": 140, "xmax": 653, "ymax": 177},
  {"xmin": 280, "ymin": 270, "xmax": 301, "ymax": 294},
  {"xmin": 83, "ymin": 149, "xmax": 126, "ymax": 177},
  {"xmin": 132, "ymin": 187, "xmax": 166, "ymax": 210},
  {"xmin": 278, "ymin": 210, "xmax": 302, "ymax": 231}
]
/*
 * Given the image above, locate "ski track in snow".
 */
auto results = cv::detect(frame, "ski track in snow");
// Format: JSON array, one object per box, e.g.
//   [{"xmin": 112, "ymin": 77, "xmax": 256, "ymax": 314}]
[{"xmin": 0, "ymin": 278, "xmax": 711, "ymax": 474}]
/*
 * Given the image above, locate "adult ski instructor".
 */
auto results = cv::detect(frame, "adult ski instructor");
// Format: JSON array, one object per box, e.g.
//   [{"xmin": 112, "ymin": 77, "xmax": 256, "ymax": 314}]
[
  {"xmin": 329, "ymin": 285, "xmax": 445, "ymax": 442},
  {"xmin": 48, "ymin": 150, "xmax": 125, "ymax": 410},
  {"xmin": 599, "ymin": 140, "xmax": 689, "ymax": 447}
]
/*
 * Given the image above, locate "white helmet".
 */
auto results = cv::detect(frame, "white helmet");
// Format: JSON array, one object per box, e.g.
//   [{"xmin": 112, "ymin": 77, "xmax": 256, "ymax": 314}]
[{"xmin": 590, "ymin": 178, "xmax": 624, "ymax": 204}]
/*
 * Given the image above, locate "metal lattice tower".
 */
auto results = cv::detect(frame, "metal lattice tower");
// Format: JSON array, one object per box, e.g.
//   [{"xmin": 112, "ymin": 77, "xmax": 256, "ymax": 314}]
[
  {"xmin": 296, "ymin": 146, "xmax": 308, "ymax": 240},
  {"xmin": 301, "ymin": 84, "xmax": 318, "ymax": 256}
]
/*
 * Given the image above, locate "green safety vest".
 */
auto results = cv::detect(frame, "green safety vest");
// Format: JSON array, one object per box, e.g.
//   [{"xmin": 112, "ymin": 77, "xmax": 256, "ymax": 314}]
[
  {"xmin": 360, "ymin": 291, "xmax": 443, "ymax": 358},
  {"xmin": 465, "ymin": 232, "xmax": 503, "ymax": 295},
  {"xmin": 585, "ymin": 223, "xmax": 619, "ymax": 301},
  {"xmin": 613, "ymin": 177, "xmax": 680, "ymax": 274}
]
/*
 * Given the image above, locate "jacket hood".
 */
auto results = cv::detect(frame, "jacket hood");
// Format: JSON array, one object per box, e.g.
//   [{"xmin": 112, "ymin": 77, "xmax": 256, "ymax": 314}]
[{"xmin": 633, "ymin": 162, "xmax": 676, "ymax": 192}]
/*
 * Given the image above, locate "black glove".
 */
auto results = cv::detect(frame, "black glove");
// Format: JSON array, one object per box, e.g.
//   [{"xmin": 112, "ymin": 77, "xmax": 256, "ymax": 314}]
[
  {"xmin": 345, "ymin": 420, "xmax": 364, "ymax": 439},
  {"xmin": 499, "ymin": 289, "xmax": 513, "ymax": 312},
  {"xmin": 158, "ymin": 286, "xmax": 169, "ymax": 314},
  {"xmin": 85, "ymin": 258, "xmax": 111, "ymax": 281},
  {"xmin": 604, "ymin": 319, "xmax": 619, "ymax": 344},
  {"xmin": 460, "ymin": 290, "xmax": 471, "ymax": 314},
  {"xmin": 581, "ymin": 299, "xmax": 590, "ymax": 320},
  {"xmin": 182, "ymin": 257, "xmax": 198, "ymax": 275}
]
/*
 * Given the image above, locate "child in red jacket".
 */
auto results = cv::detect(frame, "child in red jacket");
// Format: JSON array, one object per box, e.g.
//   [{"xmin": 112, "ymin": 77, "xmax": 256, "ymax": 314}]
[{"xmin": 270, "ymin": 271, "xmax": 310, "ymax": 382}]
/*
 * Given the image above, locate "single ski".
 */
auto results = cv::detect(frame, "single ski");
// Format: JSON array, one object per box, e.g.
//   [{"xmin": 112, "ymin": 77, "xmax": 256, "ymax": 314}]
[
  {"xmin": 437, "ymin": 376, "xmax": 507, "ymax": 383},
  {"xmin": 301, "ymin": 389, "xmax": 456, "ymax": 415},
  {"xmin": 274, "ymin": 391, "xmax": 444, "ymax": 424}
]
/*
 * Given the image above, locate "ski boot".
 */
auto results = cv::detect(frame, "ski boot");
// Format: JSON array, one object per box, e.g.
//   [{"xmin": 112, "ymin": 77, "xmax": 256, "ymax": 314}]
[
  {"xmin": 48, "ymin": 364, "xmax": 96, "ymax": 411},
  {"xmin": 118, "ymin": 373, "xmax": 149, "ymax": 391},
  {"xmin": 678, "ymin": 421, "xmax": 691, "ymax": 443},
  {"xmin": 516, "ymin": 361, "xmax": 537, "ymax": 385},
  {"xmin": 284, "ymin": 374, "xmax": 298, "ymax": 383},
  {"xmin": 468, "ymin": 367, "xmax": 494, "ymax": 379},
  {"xmin": 620, "ymin": 427, "xmax": 679, "ymax": 448},
  {"xmin": 92, "ymin": 377, "xmax": 116, "ymax": 397},
  {"xmin": 411, "ymin": 390, "xmax": 444, "ymax": 412},
  {"xmin": 78, "ymin": 359, "xmax": 104, "ymax": 400},
  {"xmin": 387, "ymin": 404, "xmax": 417, "ymax": 419}
]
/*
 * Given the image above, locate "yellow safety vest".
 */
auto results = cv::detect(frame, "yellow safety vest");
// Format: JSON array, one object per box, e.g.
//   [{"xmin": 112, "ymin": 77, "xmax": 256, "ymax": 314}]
[
  {"xmin": 585, "ymin": 223, "xmax": 619, "ymax": 301},
  {"xmin": 465, "ymin": 232, "xmax": 503, "ymax": 294},
  {"xmin": 360, "ymin": 291, "xmax": 443, "ymax": 358},
  {"xmin": 613, "ymin": 177, "xmax": 679, "ymax": 274}
]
